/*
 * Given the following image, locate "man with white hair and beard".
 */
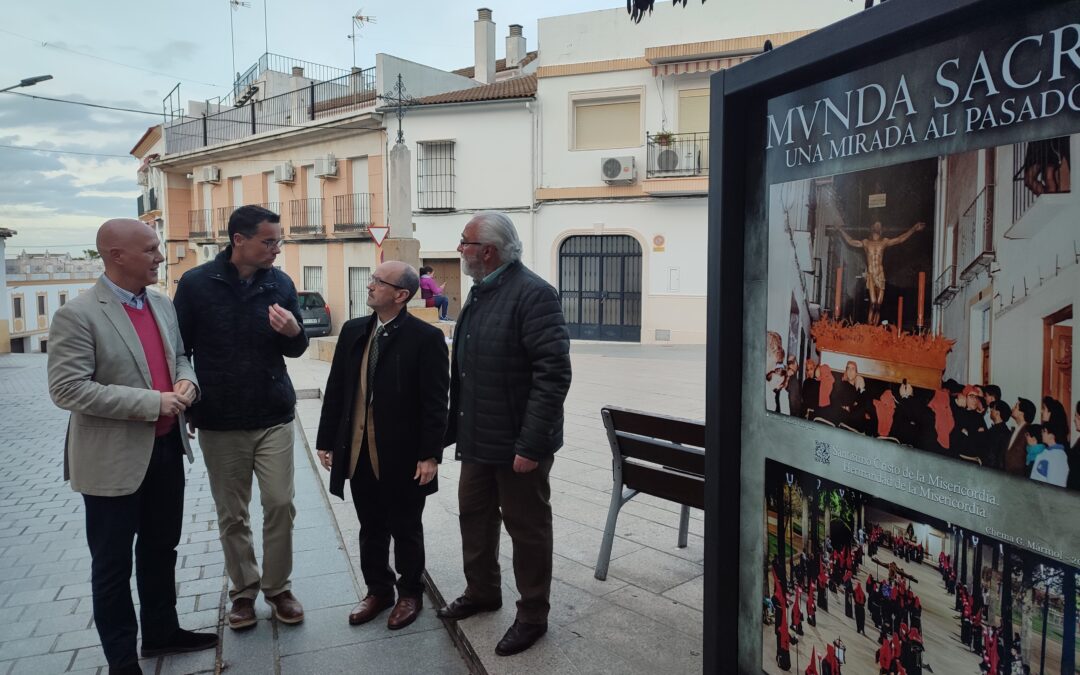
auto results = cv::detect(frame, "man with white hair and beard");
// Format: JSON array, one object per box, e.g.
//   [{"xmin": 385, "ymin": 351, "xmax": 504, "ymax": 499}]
[{"xmin": 436, "ymin": 211, "xmax": 572, "ymax": 657}]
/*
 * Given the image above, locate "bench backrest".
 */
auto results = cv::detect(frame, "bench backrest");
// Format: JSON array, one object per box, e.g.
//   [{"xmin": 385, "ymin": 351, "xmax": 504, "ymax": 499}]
[{"xmin": 602, "ymin": 406, "xmax": 705, "ymax": 510}]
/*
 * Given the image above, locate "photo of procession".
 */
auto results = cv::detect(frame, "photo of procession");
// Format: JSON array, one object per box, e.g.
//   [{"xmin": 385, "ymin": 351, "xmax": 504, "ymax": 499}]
[
  {"xmin": 761, "ymin": 460, "xmax": 1080, "ymax": 674},
  {"xmin": 765, "ymin": 131, "xmax": 1079, "ymax": 488}
]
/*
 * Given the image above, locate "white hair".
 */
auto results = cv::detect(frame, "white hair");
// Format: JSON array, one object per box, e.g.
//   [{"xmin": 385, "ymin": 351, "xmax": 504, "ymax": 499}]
[{"xmin": 472, "ymin": 211, "xmax": 523, "ymax": 263}]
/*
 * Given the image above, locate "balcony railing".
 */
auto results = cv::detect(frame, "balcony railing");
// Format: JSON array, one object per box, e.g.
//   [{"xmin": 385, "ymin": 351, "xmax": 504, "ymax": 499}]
[
  {"xmin": 289, "ymin": 198, "xmax": 324, "ymax": 235},
  {"xmin": 646, "ymin": 132, "xmax": 709, "ymax": 178},
  {"xmin": 933, "ymin": 264, "xmax": 958, "ymax": 305},
  {"xmin": 958, "ymin": 184, "xmax": 995, "ymax": 281},
  {"xmin": 164, "ymin": 66, "xmax": 377, "ymax": 155},
  {"xmin": 215, "ymin": 206, "xmax": 237, "ymax": 239},
  {"xmin": 333, "ymin": 193, "xmax": 373, "ymax": 237},
  {"xmin": 188, "ymin": 209, "xmax": 213, "ymax": 239},
  {"xmin": 1013, "ymin": 137, "xmax": 1071, "ymax": 224}
]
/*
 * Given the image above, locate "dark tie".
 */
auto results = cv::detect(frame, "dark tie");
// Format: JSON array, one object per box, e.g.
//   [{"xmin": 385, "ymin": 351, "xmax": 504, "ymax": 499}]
[{"xmin": 367, "ymin": 325, "xmax": 384, "ymax": 399}]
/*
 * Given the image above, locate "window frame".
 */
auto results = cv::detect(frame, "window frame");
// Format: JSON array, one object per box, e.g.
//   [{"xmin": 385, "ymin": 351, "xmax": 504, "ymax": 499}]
[
  {"xmin": 416, "ymin": 140, "xmax": 457, "ymax": 212},
  {"xmin": 569, "ymin": 87, "xmax": 645, "ymax": 152}
]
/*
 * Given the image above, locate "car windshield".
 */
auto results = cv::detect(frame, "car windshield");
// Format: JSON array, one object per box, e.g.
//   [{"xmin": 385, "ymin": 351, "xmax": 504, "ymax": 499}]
[{"xmin": 297, "ymin": 293, "xmax": 326, "ymax": 309}]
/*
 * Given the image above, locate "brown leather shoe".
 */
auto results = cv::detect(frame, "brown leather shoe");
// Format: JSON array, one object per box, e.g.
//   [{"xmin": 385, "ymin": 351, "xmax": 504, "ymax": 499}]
[
  {"xmin": 349, "ymin": 594, "xmax": 395, "ymax": 626},
  {"xmin": 435, "ymin": 595, "xmax": 502, "ymax": 621},
  {"xmin": 265, "ymin": 591, "xmax": 304, "ymax": 625},
  {"xmin": 495, "ymin": 620, "xmax": 548, "ymax": 656},
  {"xmin": 228, "ymin": 597, "xmax": 257, "ymax": 630},
  {"xmin": 387, "ymin": 596, "xmax": 422, "ymax": 630}
]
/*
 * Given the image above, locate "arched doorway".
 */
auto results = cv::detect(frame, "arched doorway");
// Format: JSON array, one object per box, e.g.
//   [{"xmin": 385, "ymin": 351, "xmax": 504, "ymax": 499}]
[{"xmin": 558, "ymin": 235, "xmax": 642, "ymax": 342}]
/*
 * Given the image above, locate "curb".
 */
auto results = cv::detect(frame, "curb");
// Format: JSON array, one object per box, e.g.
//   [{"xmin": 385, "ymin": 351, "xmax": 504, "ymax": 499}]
[{"xmin": 293, "ymin": 399, "xmax": 488, "ymax": 675}]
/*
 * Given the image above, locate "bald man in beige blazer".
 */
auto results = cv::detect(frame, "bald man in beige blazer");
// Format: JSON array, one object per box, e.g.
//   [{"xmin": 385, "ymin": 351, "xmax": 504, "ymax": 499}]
[{"xmin": 47, "ymin": 219, "xmax": 217, "ymax": 675}]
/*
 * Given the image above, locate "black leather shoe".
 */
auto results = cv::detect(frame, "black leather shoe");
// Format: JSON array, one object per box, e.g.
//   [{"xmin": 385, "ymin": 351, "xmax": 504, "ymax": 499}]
[
  {"xmin": 141, "ymin": 629, "xmax": 219, "ymax": 657},
  {"xmin": 495, "ymin": 620, "xmax": 548, "ymax": 656},
  {"xmin": 108, "ymin": 663, "xmax": 142, "ymax": 675},
  {"xmin": 435, "ymin": 595, "xmax": 502, "ymax": 621}
]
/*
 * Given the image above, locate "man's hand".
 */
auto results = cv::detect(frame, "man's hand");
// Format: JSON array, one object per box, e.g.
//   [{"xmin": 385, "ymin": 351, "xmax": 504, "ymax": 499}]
[
  {"xmin": 414, "ymin": 458, "xmax": 438, "ymax": 485},
  {"xmin": 159, "ymin": 392, "xmax": 188, "ymax": 418},
  {"xmin": 317, "ymin": 450, "xmax": 333, "ymax": 472},
  {"xmin": 173, "ymin": 379, "xmax": 197, "ymax": 405},
  {"xmin": 513, "ymin": 455, "xmax": 539, "ymax": 474},
  {"xmin": 269, "ymin": 303, "xmax": 301, "ymax": 338},
  {"xmin": 914, "ymin": 222, "xmax": 926, "ymax": 232}
]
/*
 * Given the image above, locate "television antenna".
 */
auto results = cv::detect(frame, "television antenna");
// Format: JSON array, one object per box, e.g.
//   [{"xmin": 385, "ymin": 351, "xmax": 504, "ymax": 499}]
[
  {"xmin": 228, "ymin": 0, "xmax": 252, "ymax": 97},
  {"xmin": 348, "ymin": 10, "xmax": 377, "ymax": 68}
]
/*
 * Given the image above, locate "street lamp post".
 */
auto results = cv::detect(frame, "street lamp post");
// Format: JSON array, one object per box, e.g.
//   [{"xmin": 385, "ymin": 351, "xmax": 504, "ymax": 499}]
[{"xmin": 0, "ymin": 75, "xmax": 53, "ymax": 94}]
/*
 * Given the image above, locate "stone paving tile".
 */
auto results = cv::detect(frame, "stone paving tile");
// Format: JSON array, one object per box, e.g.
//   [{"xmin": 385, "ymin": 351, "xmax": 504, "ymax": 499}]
[{"xmin": 0, "ymin": 354, "xmax": 467, "ymax": 674}]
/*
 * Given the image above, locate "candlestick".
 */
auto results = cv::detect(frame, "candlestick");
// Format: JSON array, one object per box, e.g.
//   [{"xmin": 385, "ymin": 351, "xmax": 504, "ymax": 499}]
[
  {"xmin": 917, "ymin": 272, "xmax": 926, "ymax": 329},
  {"xmin": 834, "ymin": 267, "xmax": 843, "ymax": 320}
]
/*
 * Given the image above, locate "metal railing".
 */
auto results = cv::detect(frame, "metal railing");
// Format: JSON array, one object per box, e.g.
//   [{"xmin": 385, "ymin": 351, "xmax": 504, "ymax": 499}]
[
  {"xmin": 933, "ymin": 264, "xmax": 958, "ymax": 305},
  {"xmin": 165, "ymin": 66, "xmax": 377, "ymax": 155},
  {"xmin": 333, "ymin": 193, "xmax": 373, "ymax": 235},
  {"xmin": 233, "ymin": 53, "xmax": 351, "ymax": 101},
  {"xmin": 289, "ymin": 198, "xmax": 324, "ymax": 235},
  {"xmin": 215, "ymin": 206, "xmax": 237, "ymax": 238},
  {"xmin": 137, "ymin": 188, "xmax": 158, "ymax": 217},
  {"xmin": 958, "ymin": 184, "xmax": 995, "ymax": 281},
  {"xmin": 188, "ymin": 209, "xmax": 213, "ymax": 239},
  {"xmin": 646, "ymin": 132, "xmax": 709, "ymax": 178},
  {"xmin": 1013, "ymin": 137, "xmax": 1071, "ymax": 223}
]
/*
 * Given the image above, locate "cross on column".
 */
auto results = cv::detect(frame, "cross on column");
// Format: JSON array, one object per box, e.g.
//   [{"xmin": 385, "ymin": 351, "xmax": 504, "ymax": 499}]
[{"xmin": 379, "ymin": 74, "xmax": 417, "ymax": 144}]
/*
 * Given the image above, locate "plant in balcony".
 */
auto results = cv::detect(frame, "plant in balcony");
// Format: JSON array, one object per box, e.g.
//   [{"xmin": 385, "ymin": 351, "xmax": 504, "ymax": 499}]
[{"xmin": 653, "ymin": 130, "xmax": 674, "ymax": 147}]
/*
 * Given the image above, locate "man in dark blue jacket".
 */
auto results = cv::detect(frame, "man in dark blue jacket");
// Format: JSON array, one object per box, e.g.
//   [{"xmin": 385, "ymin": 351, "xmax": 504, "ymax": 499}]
[
  {"xmin": 174, "ymin": 205, "xmax": 309, "ymax": 630},
  {"xmin": 435, "ymin": 211, "xmax": 571, "ymax": 657}
]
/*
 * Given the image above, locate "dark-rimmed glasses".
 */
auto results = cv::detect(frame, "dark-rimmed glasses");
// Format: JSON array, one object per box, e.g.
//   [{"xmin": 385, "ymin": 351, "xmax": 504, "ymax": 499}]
[{"xmin": 371, "ymin": 275, "xmax": 407, "ymax": 290}]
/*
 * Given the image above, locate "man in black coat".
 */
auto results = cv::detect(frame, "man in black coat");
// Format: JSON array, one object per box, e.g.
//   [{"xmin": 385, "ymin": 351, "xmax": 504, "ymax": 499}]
[
  {"xmin": 315, "ymin": 261, "xmax": 449, "ymax": 630},
  {"xmin": 435, "ymin": 211, "xmax": 572, "ymax": 657},
  {"xmin": 174, "ymin": 205, "xmax": 309, "ymax": 629}
]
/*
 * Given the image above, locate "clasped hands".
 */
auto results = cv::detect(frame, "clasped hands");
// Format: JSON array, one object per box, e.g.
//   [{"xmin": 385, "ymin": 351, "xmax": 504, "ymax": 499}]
[{"xmin": 160, "ymin": 379, "xmax": 197, "ymax": 418}]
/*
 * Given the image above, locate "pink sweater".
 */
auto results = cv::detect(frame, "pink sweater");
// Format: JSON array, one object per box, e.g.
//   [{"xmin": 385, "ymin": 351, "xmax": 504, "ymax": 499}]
[{"xmin": 123, "ymin": 304, "xmax": 176, "ymax": 436}]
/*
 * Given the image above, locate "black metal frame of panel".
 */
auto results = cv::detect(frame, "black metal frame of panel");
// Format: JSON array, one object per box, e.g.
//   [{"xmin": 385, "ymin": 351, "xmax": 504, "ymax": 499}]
[{"xmin": 703, "ymin": 1, "xmax": 1020, "ymax": 671}]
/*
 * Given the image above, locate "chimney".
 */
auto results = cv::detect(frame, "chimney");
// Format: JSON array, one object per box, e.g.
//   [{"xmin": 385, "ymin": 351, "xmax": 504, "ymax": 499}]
[
  {"xmin": 474, "ymin": 8, "xmax": 496, "ymax": 84},
  {"xmin": 506, "ymin": 24, "xmax": 526, "ymax": 69}
]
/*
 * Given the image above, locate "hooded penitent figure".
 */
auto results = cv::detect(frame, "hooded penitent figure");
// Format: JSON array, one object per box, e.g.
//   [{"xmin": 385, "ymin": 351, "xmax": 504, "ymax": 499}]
[
  {"xmin": 875, "ymin": 389, "xmax": 898, "ymax": 437},
  {"xmin": 805, "ymin": 646, "xmax": 819, "ymax": 675},
  {"xmin": 929, "ymin": 388, "xmax": 954, "ymax": 449},
  {"xmin": 818, "ymin": 366, "xmax": 836, "ymax": 409},
  {"xmin": 822, "ymin": 643, "xmax": 840, "ymax": 675}
]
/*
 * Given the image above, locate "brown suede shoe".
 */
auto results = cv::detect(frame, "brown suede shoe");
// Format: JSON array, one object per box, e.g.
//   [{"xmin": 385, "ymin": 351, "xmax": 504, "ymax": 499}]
[
  {"xmin": 265, "ymin": 591, "xmax": 304, "ymax": 625},
  {"xmin": 387, "ymin": 596, "xmax": 422, "ymax": 630},
  {"xmin": 349, "ymin": 594, "xmax": 395, "ymax": 626},
  {"xmin": 228, "ymin": 597, "xmax": 257, "ymax": 630}
]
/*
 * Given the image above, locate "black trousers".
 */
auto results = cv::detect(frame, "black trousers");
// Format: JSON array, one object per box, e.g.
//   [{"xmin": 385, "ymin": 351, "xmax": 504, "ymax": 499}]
[
  {"xmin": 350, "ymin": 458, "xmax": 427, "ymax": 599},
  {"xmin": 82, "ymin": 431, "xmax": 185, "ymax": 667}
]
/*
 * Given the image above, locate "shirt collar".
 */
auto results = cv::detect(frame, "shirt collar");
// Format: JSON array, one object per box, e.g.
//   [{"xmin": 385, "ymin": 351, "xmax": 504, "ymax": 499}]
[
  {"xmin": 102, "ymin": 273, "xmax": 147, "ymax": 310},
  {"xmin": 481, "ymin": 262, "xmax": 511, "ymax": 285}
]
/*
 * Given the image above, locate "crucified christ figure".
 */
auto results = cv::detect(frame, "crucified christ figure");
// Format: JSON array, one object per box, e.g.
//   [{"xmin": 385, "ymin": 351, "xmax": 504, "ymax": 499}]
[{"xmin": 834, "ymin": 219, "xmax": 925, "ymax": 325}]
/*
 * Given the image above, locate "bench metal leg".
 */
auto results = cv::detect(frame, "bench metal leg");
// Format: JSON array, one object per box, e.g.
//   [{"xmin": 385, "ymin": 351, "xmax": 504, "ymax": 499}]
[
  {"xmin": 677, "ymin": 505, "xmax": 690, "ymax": 549},
  {"xmin": 595, "ymin": 487, "xmax": 637, "ymax": 580}
]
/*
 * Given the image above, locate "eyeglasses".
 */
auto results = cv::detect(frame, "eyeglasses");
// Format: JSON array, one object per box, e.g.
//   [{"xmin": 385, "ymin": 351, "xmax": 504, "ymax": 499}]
[
  {"xmin": 370, "ymin": 275, "xmax": 407, "ymax": 290},
  {"xmin": 459, "ymin": 239, "xmax": 487, "ymax": 248},
  {"xmin": 244, "ymin": 234, "xmax": 284, "ymax": 250}
]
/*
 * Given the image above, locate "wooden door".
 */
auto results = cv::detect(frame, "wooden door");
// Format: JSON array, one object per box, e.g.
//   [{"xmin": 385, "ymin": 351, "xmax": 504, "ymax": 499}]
[{"xmin": 1042, "ymin": 306, "xmax": 1073, "ymax": 415}]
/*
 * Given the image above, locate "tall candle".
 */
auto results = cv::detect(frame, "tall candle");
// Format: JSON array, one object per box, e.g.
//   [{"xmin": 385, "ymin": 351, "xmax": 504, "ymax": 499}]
[
  {"xmin": 917, "ymin": 271, "xmax": 926, "ymax": 329},
  {"xmin": 834, "ymin": 267, "xmax": 843, "ymax": 320},
  {"xmin": 897, "ymin": 296, "xmax": 904, "ymax": 336}
]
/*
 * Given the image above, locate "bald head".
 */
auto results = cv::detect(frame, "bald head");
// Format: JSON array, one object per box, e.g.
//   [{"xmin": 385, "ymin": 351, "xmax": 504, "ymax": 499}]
[{"xmin": 97, "ymin": 218, "xmax": 163, "ymax": 293}]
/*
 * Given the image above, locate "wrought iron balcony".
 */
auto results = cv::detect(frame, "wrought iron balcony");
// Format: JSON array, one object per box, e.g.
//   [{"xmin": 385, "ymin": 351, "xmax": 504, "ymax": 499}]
[
  {"xmin": 646, "ymin": 132, "xmax": 709, "ymax": 178},
  {"xmin": 137, "ymin": 188, "xmax": 159, "ymax": 217},
  {"xmin": 288, "ymin": 198, "xmax": 324, "ymax": 236},
  {"xmin": 188, "ymin": 209, "xmax": 214, "ymax": 240},
  {"xmin": 215, "ymin": 206, "xmax": 237, "ymax": 239},
  {"xmin": 333, "ymin": 193, "xmax": 373, "ymax": 237},
  {"xmin": 958, "ymin": 185, "xmax": 995, "ymax": 281},
  {"xmin": 933, "ymin": 264, "xmax": 958, "ymax": 305}
]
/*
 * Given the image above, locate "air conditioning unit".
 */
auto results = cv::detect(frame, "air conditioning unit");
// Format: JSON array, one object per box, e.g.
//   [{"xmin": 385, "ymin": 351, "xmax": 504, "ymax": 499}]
[
  {"xmin": 199, "ymin": 165, "xmax": 220, "ymax": 183},
  {"xmin": 649, "ymin": 144, "xmax": 699, "ymax": 176},
  {"xmin": 274, "ymin": 162, "xmax": 296, "ymax": 184},
  {"xmin": 601, "ymin": 156, "xmax": 636, "ymax": 184},
  {"xmin": 175, "ymin": 244, "xmax": 186, "ymax": 259},
  {"xmin": 314, "ymin": 154, "xmax": 338, "ymax": 178},
  {"xmin": 201, "ymin": 244, "xmax": 219, "ymax": 260}
]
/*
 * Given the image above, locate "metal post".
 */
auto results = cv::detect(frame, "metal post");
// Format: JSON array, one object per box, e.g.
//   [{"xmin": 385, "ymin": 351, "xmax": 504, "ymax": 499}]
[
  {"xmin": 309, "ymin": 82, "xmax": 315, "ymax": 120},
  {"xmin": 251, "ymin": 102, "xmax": 256, "ymax": 134},
  {"xmin": 202, "ymin": 114, "xmax": 208, "ymax": 148}
]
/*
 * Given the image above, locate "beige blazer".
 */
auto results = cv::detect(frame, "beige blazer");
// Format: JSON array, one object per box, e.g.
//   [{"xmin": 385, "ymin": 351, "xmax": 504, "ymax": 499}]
[{"xmin": 47, "ymin": 277, "xmax": 198, "ymax": 497}]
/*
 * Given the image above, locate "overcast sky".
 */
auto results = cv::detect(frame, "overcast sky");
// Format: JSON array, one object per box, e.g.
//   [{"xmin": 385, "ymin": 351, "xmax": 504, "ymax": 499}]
[{"xmin": 0, "ymin": 0, "xmax": 860, "ymax": 258}]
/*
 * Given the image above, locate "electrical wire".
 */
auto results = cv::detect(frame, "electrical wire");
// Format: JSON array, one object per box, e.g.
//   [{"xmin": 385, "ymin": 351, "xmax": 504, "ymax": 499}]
[
  {"xmin": 0, "ymin": 27, "xmax": 225, "ymax": 88},
  {"xmin": 0, "ymin": 144, "xmax": 132, "ymax": 159}
]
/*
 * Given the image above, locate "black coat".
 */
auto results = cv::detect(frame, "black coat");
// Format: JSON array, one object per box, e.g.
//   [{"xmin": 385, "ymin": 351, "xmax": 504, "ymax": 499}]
[
  {"xmin": 316, "ymin": 308, "xmax": 449, "ymax": 499},
  {"xmin": 446, "ymin": 261, "xmax": 571, "ymax": 464},
  {"xmin": 174, "ymin": 248, "xmax": 309, "ymax": 431}
]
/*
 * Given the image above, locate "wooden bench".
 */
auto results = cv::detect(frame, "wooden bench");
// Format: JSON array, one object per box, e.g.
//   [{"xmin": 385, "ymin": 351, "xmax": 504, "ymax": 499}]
[{"xmin": 594, "ymin": 406, "xmax": 705, "ymax": 581}]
